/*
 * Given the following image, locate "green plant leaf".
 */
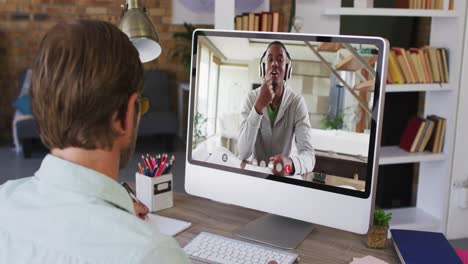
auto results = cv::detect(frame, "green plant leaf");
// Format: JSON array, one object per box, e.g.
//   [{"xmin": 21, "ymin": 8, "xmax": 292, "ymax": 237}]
[
  {"xmin": 170, "ymin": 22, "xmax": 197, "ymax": 80},
  {"xmin": 373, "ymin": 209, "xmax": 392, "ymax": 227}
]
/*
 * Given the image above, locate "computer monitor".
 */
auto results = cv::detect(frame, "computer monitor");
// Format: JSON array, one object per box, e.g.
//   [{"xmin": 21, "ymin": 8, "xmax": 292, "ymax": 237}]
[{"xmin": 185, "ymin": 29, "xmax": 388, "ymax": 249}]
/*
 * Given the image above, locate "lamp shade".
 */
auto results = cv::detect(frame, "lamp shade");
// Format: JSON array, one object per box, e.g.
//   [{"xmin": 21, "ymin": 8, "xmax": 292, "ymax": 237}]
[{"xmin": 119, "ymin": 3, "xmax": 161, "ymax": 63}]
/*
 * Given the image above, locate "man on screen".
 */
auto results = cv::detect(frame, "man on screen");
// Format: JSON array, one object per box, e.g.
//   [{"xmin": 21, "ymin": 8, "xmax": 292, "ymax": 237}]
[{"xmin": 238, "ymin": 41, "xmax": 315, "ymax": 176}]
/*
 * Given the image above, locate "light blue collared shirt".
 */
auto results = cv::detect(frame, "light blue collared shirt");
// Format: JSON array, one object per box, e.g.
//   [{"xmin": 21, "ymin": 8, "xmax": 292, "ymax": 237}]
[{"xmin": 0, "ymin": 154, "xmax": 190, "ymax": 264}]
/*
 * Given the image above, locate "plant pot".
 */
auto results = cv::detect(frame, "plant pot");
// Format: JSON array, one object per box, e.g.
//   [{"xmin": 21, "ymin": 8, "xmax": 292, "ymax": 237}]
[{"xmin": 367, "ymin": 225, "xmax": 388, "ymax": 249}]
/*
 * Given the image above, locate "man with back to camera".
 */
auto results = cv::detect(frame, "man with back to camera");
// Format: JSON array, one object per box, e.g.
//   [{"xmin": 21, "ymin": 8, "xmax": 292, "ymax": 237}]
[
  {"xmin": 0, "ymin": 20, "xmax": 190, "ymax": 263},
  {"xmin": 238, "ymin": 41, "xmax": 315, "ymax": 176}
]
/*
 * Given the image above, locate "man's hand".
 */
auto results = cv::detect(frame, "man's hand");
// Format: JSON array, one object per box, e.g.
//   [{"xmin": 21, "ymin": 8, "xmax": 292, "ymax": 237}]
[
  {"xmin": 254, "ymin": 79, "xmax": 275, "ymax": 114},
  {"xmin": 133, "ymin": 201, "xmax": 149, "ymax": 220},
  {"xmin": 270, "ymin": 154, "xmax": 294, "ymax": 176}
]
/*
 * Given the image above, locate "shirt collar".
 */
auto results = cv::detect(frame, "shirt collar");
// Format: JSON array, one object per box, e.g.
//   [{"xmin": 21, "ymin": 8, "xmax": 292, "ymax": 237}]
[{"xmin": 34, "ymin": 154, "xmax": 135, "ymax": 215}]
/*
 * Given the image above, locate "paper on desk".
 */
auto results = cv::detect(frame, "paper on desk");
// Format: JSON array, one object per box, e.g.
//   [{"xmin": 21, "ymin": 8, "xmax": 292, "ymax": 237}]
[
  {"xmin": 144, "ymin": 214, "xmax": 191, "ymax": 237},
  {"xmin": 350, "ymin": 255, "xmax": 388, "ymax": 264}
]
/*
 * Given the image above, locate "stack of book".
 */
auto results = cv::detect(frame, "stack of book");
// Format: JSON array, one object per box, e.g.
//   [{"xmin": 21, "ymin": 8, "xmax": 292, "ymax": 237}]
[
  {"xmin": 234, "ymin": 12, "xmax": 282, "ymax": 32},
  {"xmin": 399, "ymin": 115, "xmax": 446, "ymax": 153},
  {"xmin": 387, "ymin": 47, "xmax": 449, "ymax": 84},
  {"xmin": 396, "ymin": 0, "xmax": 454, "ymax": 9}
]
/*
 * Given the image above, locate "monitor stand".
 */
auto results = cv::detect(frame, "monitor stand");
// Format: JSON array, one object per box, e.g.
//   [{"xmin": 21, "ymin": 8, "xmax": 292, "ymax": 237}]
[{"xmin": 232, "ymin": 214, "xmax": 314, "ymax": 249}]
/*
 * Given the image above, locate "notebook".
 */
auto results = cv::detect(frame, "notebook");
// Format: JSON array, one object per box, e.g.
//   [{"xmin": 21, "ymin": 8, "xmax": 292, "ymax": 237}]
[
  {"xmin": 391, "ymin": 229, "xmax": 462, "ymax": 264},
  {"xmin": 144, "ymin": 214, "xmax": 192, "ymax": 237},
  {"xmin": 350, "ymin": 255, "xmax": 388, "ymax": 264}
]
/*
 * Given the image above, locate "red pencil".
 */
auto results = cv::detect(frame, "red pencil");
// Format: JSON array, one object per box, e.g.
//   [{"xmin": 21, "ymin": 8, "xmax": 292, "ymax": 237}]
[
  {"xmin": 142, "ymin": 155, "xmax": 152, "ymax": 171},
  {"xmin": 155, "ymin": 161, "xmax": 166, "ymax": 177}
]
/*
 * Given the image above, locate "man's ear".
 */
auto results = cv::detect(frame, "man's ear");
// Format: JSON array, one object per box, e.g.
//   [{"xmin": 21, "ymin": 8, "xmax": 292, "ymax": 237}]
[{"xmin": 113, "ymin": 92, "xmax": 138, "ymax": 136}]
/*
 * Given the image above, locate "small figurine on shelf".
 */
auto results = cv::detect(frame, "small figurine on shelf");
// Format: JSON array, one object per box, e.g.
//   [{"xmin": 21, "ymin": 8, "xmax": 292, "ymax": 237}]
[{"xmin": 367, "ymin": 209, "xmax": 392, "ymax": 249}]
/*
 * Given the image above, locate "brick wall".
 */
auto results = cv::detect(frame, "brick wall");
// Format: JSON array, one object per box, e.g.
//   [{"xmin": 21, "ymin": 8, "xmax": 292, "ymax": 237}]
[{"xmin": 0, "ymin": 0, "xmax": 291, "ymax": 144}]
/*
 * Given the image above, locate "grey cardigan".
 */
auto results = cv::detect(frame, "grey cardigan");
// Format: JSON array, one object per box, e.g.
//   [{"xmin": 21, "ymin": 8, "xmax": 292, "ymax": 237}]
[{"xmin": 238, "ymin": 86, "xmax": 315, "ymax": 175}]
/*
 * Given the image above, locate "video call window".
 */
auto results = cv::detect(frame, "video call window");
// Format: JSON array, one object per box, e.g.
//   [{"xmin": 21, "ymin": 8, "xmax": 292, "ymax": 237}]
[{"xmin": 190, "ymin": 34, "xmax": 382, "ymax": 193}]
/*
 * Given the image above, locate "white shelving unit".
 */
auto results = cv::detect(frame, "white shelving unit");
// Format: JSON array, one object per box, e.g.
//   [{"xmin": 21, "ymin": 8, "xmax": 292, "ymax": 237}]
[
  {"xmin": 379, "ymin": 146, "xmax": 446, "ymax": 165},
  {"xmin": 214, "ymin": 0, "xmax": 467, "ymax": 237},
  {"xmin": 385, "ymin": 207, "xmax": 442, "ymax": 231},
  {"xmin": 295, "ymin": 0, "xmax": 467, "ymax": 237},
  {"xmin": 324, "ymin": 8, "xmax": 459, "ymax": 17},
  {"xmin": 386, "ymin": 83, "xmax": 450, "ymax": 93}
]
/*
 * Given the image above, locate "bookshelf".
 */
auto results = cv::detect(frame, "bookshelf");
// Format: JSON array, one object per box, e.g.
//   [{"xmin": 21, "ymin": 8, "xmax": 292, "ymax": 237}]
[
  {"xmin": 384, "ymin": 207, "xmax": 442, "ymax": 232},
  {"xmin": 386, "ymin": 83, "xmax": 451, "ymax": 93},
  {"xmin": 214, "ymin": 0, "xmax": 467, "ymax": 237},
  {"xmin": 379, "ymin": 146, "xmax": 446, "ymax": 165},
  {"xmin": 294, "ymin": 0, "xmax": 466, "ymax": 238},
  {"xmin": 324, "ymin": 8, "xmax": 459, "ymax": 17}
]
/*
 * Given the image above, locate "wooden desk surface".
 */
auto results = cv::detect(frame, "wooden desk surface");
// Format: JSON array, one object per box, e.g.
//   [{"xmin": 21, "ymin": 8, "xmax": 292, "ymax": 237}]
[{"xmin": 157, "ymin": 193, "xmax": 400, "ymax": 264}]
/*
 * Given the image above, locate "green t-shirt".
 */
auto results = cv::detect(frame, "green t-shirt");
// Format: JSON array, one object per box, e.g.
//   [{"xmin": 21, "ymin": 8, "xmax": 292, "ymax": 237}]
[{"xmin": 267, "ymin": 103, "xmax": 280, "ymax": 127}]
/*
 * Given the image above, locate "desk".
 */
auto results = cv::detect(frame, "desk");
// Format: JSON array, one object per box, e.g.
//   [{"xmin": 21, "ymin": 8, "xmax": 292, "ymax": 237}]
[{"xmin": 157, "ymin": 193, "xmax": 400, "ymax": 264}]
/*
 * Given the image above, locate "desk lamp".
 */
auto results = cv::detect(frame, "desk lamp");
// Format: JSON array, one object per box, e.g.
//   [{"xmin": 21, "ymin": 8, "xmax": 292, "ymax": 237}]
[{"xmin": 119, "ymin": 0, "xmax": 161, "ymax": 63}]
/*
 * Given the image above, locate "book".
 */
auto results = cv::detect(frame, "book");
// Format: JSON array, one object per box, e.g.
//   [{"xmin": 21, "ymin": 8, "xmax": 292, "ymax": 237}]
[
  {"xmin": 234, "ymin": 15, "xmax": 243, "ymax": 31},
  {"xmin": 390, "ymin": 229, "xmax": 462, "ymax": 264},
  {"xmin": 272, "ymin": 12, "xmax": 281, "ymax": 32},
  {"xmin": 254, "ymin": 14, "xmax": 260, "ymax": 31},
  {"xmin": 426, "ymin": 47, "xmax": 441, "ymax": 82},
  {"xmin": 436, "ymin": 48, "xmax": 446, "ymax": 82},
  {"xmin": 408, "ymin": 48, "xmax": 425, "ymax": 83},
  {"xmin": 410, "ymin": 119, "xmax": 426, "ymax": 152},
  {"xmin": 440, "ymin": 48, "xmax": 450, "ymax": 83},
  {"xmin": 392, "ymin": 48, "xmax": 416, "ymax": 83},
  {"xmin": 437, "ymin": 117, "xmax": 447, "ymax": 152},
  {"xmin": 388, "ymin": 51, "xmax": 406, "ymax": 83},
  {"xmin": 242, "ymin": 13, "xmax": 249, "ymax": 31},
  {"xmin": 421, "ymin": 49, "xmax": 434, "ymax": 82},
  {"xmin": 387, "ymin": 68, "xmax": 395, "ymax": 84},
  {"xmin": 406, "ymin": 50, "xmax": 421, "ymax": 82},
  {"xmin": 426, "ymin": 0, "xmax": 434, "ymax": 9},
  {"xmin": 426, "ymin": 115, "xmax": 442, "ymax": 152},
  {"xmin": 248, "ymin": 13, "xmax": 255, "ymax": 31},
  {"xmin": 400, "ymin": 117, "xmax": 424, "ymax": 152},
  {"xmin": 417, "ymin": 118, "xmax": 435, "ymax": 152},
  {"xmin": 260, "ymin": 12, "xmax": 271, "ymax": 31}
]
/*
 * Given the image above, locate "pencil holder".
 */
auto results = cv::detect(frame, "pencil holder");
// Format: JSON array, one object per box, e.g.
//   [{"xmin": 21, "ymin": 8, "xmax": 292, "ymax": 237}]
[{"xmin": 135, "ymin": 172, "xmax": 173, "ymax": 212}]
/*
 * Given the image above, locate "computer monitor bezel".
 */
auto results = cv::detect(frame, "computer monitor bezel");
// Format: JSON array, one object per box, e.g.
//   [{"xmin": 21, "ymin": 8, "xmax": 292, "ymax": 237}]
[{"xmin": 187, "ymin": 29, "xmax": 387, "ymax": 199}]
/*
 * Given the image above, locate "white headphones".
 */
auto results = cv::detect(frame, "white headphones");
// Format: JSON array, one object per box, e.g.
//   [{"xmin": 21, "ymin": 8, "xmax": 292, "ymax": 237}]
[{"xmin": 259, "ymin": 42, "xmax": 293, "ymax": 81}]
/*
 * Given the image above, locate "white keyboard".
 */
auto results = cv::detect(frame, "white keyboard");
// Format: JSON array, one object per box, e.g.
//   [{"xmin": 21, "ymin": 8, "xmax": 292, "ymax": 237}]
[{"xmin": 183, "ymin": 232, "xmax": 299, "ymax": 264}]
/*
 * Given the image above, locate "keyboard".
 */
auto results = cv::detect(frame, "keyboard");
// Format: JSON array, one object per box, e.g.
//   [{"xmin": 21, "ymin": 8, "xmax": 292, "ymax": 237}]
[{"xmin": 183, "ymin": 232, "xmax": 299, "ymax": 264}]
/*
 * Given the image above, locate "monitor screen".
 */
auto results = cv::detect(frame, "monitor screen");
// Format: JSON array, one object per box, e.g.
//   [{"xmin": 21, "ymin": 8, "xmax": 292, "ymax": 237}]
[{"xmin": 188, "ymin": 30, "xmax": 386, "ymax": 199}]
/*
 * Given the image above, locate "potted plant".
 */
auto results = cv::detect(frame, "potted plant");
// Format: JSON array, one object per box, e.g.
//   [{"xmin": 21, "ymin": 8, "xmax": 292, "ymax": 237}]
[
  {"xmin": 192, "ymin": 112, "xmax": 207, "ymax": 149},
  {"xmin": 320, "ymin": 111, "xmax": 344, "ymax": 130},
  {"xmin": 170, "ymin": 22, "xmax": 197, "ymax": 79},
  {"xmin": 367, "ymin": 209, "xmax": 392, "ymax": 249}
]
